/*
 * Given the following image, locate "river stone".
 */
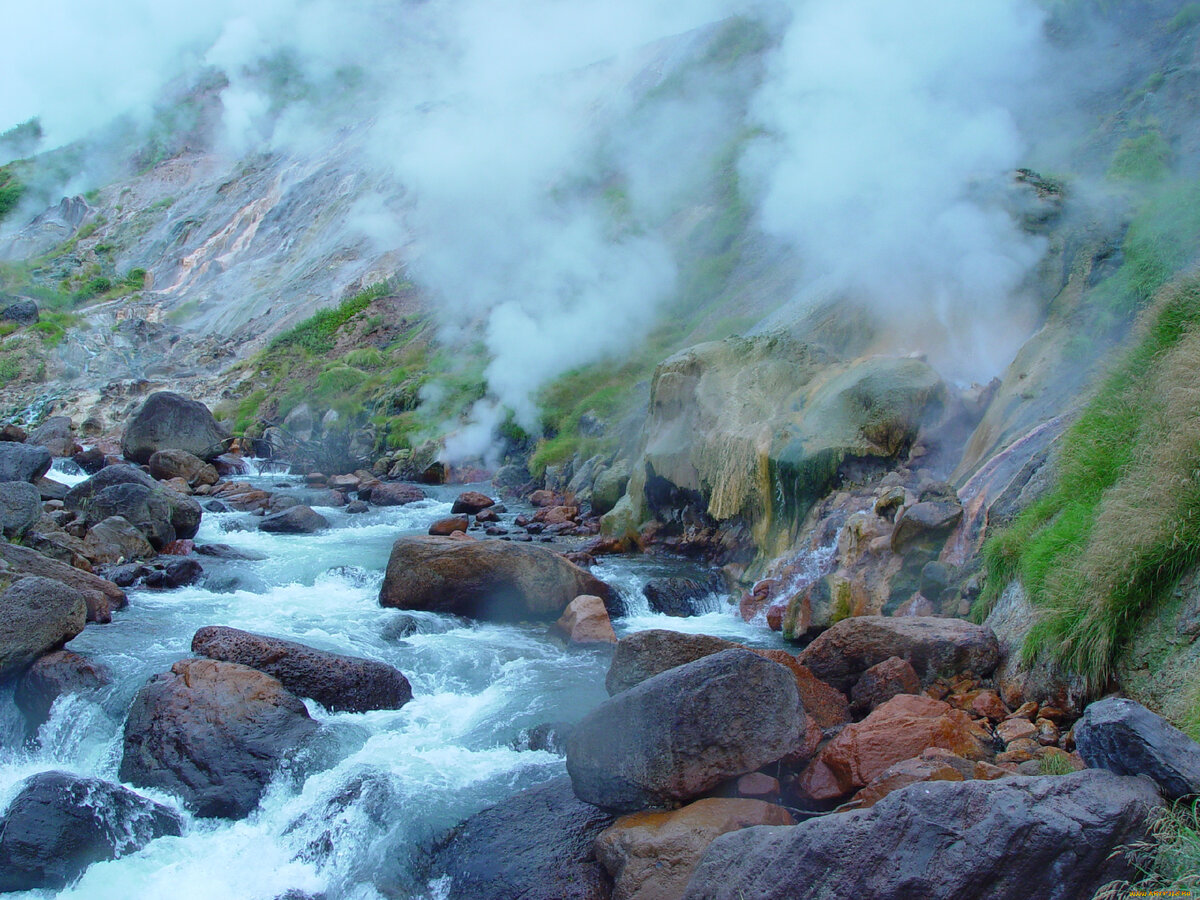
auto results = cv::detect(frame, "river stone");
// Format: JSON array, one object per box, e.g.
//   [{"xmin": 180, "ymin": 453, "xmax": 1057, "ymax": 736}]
[
  {"xmin": 0, "ymin": 540, "xmax": 127, "ymax": 623},
  {"xmin": 641, "ymin": 577, "xmax": 718, "ymax": 617},
  {"xmin": 66, "ymin": 465, "xmax": 202, "ymax": 541},
  {"xmin": 120, "ymin": 391, "xmax": 230, "ymax": 464},
  {"xmin": 83, "ymin": 483, "xmax": 176, "ymax": 548},
  {"xmin": 119, "ymin": 658, "xmax": 319, "ymax": 819},
  {"xmin": 0, "ymin": 771, "xmax": 183, "ymax": 892},
  {"xmin": 259, "ymin": 505, "xmax": 329, "ymax": 533},
  {"xmin": 379, "ymin": 536, "xmax": 611, "ymax": 621},
  {"xmin": 0, "ymin": 577, "xmax": 88, "ymax": 682},
  {"xmin": 363, "ymin": 482, "xmax": 425, "ymax": 506},
  {"xmin": 1075, "ymin": 696, "xmax": 1200, "ymax": 800},
  {"xmin": 566, "ymin": 649, "xmax": 802, "ymax": 812},
  {"xmin": 680, "ymin": 770, "xmax": 1163, "ymax": 900},
  {"xmin": 0, "ymin": 442, "xmax": 51, "ymax": 483},
  {"xmin": 191, "ymin": 625, "xmax": 412, "ymax": 713},
  {"xmin": 430, "ymin": 776, "xmax": 614, "ymax": 900},
  {"xmin": 26, "ymin": 416, "xmax": 79, "ymax": 458},
  {"xmin": 451, "ymin": 490, "xmax": 495, "ymax": 514},
  {"xmin": 0, "ymin": 480, "xmax": 41, "ymax": 537},
  {"xmin": 82, "ymin": 515, "xmax": 156, "ymax": 564},
  {"xmin": 14, "ymin": 650, "xmax": 111, "ymax": 728},
  {"xmin": 606, "ymin": 631, "xmax": 739, "ymax": 695},
  {"xmin": 149, "ymin": 449, "xmax": 219, "ymax": 486},
  {"xmin": 799, "ymin": 615, "xmax": 999, "ymax": 693}
]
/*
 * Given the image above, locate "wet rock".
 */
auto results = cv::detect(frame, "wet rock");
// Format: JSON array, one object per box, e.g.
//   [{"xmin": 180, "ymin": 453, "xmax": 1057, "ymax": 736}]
[
  {"xmin": 596, "ymin": 799, "xmax": 794, "ymax": 900},
  {"xmin": 363, "ymin": 482, "xmax": 425, "ymax": 506},
  {"xmin": 641, "ymin": 576, "xmax": 719, "ymax": 617},
  {"xmin": 428, "ymin": 515, "xmax": 469, "ymax": 536},
  {"xmin": 0, "ymin": 424, "xmax": 26, "ymax": 442},
  {"xmin": 26, "ymin": 417, "xmax": 79, "ymax": 458},
  {"xmin": 516, "ymin": 721, "xmax": 575, "ymax": 755},
  {"xmin": 81, "ymin": 483, "xmax": 175, "ymax": 548},
  {"xmin": 204, "ymin": 499, "xmax": 231, "ymax": 512},
  {"xmin": 192, "ymin": 625, "xmax": 412, "ymax": 713},
  {"xmin": 736, "ymin": 773, "xmax": 781, "ymax": 801},
  {"xmin": 850, "ymin": 656, "xmax": 921, "ymax": 714},
  {"xmin": 379, "ymin": 536, "xmax": 611, "ymax": 621},
  {"xmin": 194, "ymin": 543, "xmax": 268, "ymax": 561},
  {"xmin": 451, "ymin": 491, "xmax": 495, "ymax": 514},
  {"xmin": 0, "ymin": 443, "xmax": 51, "ymax": 483},
  {"xmin": 119, "ymin": 658, "xmax": 318, "ymax": 819},
  {"xmin": 345, "ymin": 499, "xmax": 369, "ymax": 514},
  {"xmin": 553, "ymin": 595, "xmax": 617, "ymax": 645},
  {"xmin": 798, "ymin": 694, "xmax": 990, "ymax": 801},
  {"xmin": 799, "ymin": 615, "xmax": 998, "ymax": 693},
  {"xmin": 0, "ymin": 480, "xmax": 41, "ymax": 537},
  {"xmin": 0, "ymin": 576, "xmax": 88, "ymax": 682},
  {"xmin": 259, "ymin": 505, "xmax": 329, "ymax": 534},
  {"xmin": 431, "ymin": 777, "xmax": 613, "ymax": 900},
  {"xmin": 148, "ymin": 449, "xmax": 219, "ymax": 487},
  {"xmin": 567, "ymin": 650, "xmax": 802, "ymax": 812},
  {"xmin": 34, "ymin": 476, "xmax": 69, "ymax": 502},
  {"xmin": 120, "ymin": 391, "xmax": 230, "ymax": 463},
  {"xmin": 72, "ymin": 448, "xmax": 107, "ymax": 474},
  {"xmin": 681, "ymin": 771, "xmax": 1163, "ymax": 900},
  {"xmin": 14, "ymin": 650, "xmax": 111, "ymax": 728},
  {"xmin": 0, "ymin": 540, "xmax": 127, "ymax": 622},
  {"xmin": 1075, "ymin": 696, "xmax": 1200, "ymax": 800},
  {"xmin": 143, "ymin": 558, "xmax": 204, "ymax": 589},
  {"xmin": 66, "ymin": 465, "xmax": 202, "ymax": 541},
  {"xmin": 0, "ymin": 298, "xmax": 38, "ymax": 325},
  {"xmin": 0, "ymin": 771, "xmax": 183, "ymax": 892},
  {"xmin": 81, "ymin": 515, "xmax": 156, "ymax": 564}
]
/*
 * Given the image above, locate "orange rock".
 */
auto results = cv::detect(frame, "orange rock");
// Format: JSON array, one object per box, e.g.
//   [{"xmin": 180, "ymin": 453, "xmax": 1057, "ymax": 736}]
[
  {"xmin": 750, "ymin": 649, "xmax": 850, "ymax": 730},
  {"xmin": 974, "ymin": 761, "xmax": 1010, "ymax": 780},
  {"xmin": 529, "ymin": 489, "xmax": 559, "ymax": 507},
  {"xmin": 970, "ymin": 689, "xmax": 1009, "ymax": 723},
  {"xmin": 554, "ymin": 595, "xmax": 617, "ymax": 645},
  {"xmin": 1007, "ymin": 701, "xmax": 1039, "ymax": 721},
  {"xmin": 798, "ymin": 693, "xmax": 989, "ymax": 801},
  {"xmin": 996, "ymin": 718, "xmax": 1038, "ymax": 745},
  {"xmin": 428, "ymin": 516, "xmax": 470, "ymax": 536},
  {"xmin": 839, "ymin": 756, "xmax": 965, "ymax": 810}
]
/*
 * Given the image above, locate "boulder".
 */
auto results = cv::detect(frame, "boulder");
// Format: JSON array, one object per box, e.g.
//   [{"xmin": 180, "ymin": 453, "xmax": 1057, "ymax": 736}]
[
  {"xmin": 379, "ymin": 536, "xmax": 611, "ymax": 621},
  {"xmin": 35, "ymin": 476, "xmax": 69, "ymax": 502},
  {"xmin": 0, "ymin": 298, "xmax": 38, "ymax": 325},
  {"xmin": 259, "ymin": 505, "xmax": 329, "ymax": 534},
  {"xmin": 850, "ymin": 656, "xmax": 921, "ymax": 713},
  {"xmin": 800, "ymin": 615, "xmax": 999, "ymax": 693},
  {"xmin": 890, "ymin": 499, "xmax": 963, "ymax": 553},
  {"xmin": 25, "ymin": 417, "xmax": 79, "ymax": 458},
  {"xmin": 681, "ymin": 771, "xmax": 1163, "ymax": 900},
  {"xmin": 120, "ymin": 391, "xmax": 230, "ymax": 463},
  {"xmin": 195, "ymin": 543, "xmax": 267, "ymax": 561},
  {"xmin": 431, "ymin": 776, "xmax": 614, "ymax": 900},
  {"xmin": 65, "ymin": 465, "xmax": 202, "ymax": 541},
  {"xmin": 451, "ymin": 491, "xmax": 496, "ymax": 514},
  {"xmin": 119, "ymin": 658, "xmax": 319, "ymax": 818},
  {"xmin": 143, "ymin": 558, "xmax": 204, "ymax": 589},
  {"xmin": 148, "ymin": 449, "xmax": 219, "ymax": 487},
  {"xmin": 363, "ymin": 482, "xmax": 425, "ymax": 506},
  {"xmin": 191, "ymin": 625, "xmax": 412, "ymax": 713},
  {"xmin": 838, "ymin": 755, "xmax": 966, "ymax": 810},
  {"xmin": 642, "ymin": 577, "xmax": 718, "ymax": 617},
  {"xmin": 0, "ymin": 480, "xmax": 41, "ymax": 537},
  {"xmin": 0, "ymin": 541, "xmax": 127, "ymax": 623},
  {"xmin": 429, "ymin": 515, "xmax": 470, "ymax": 536},
  {"xmin": 567, "ymin": 650, "xmax": 802, "ymax": 812},
  {"xmin": 0, "ymin": 424, "xmax": 26, "ymax": 442},
  {"xmin": 554, "ymin": 595, "xmax": 617, "ymax": 645},
  {"xmin": 72, "ymin": 447, "xmax": 107, "ymax": 474},
  {"xmin": 591, "ymin": 463, "xmax": 630, "ymax": 517},
  {"xmin": 1075, "ymin": 696, "xmax": 1200, "ymax": 800},
  {"xmin": 14, "ymin": 650, "xmax": 111, "ymax": 728},
  {"xmin": 82, "ymin": 483, "xmax": 176, "ymax": 548},
  {"xmin": 0, "ymin": 577, "xmax": 88, "ymax": 682},
  {"xmin": 798, "ymin": 694, "xmax": 990, "ymax": 801},
  {"xmin": 596, "ymin": 798, "xmax": 794, "ymax": 900},
  {"xmin": 0, "ymin": 442, "xmax": 51, "ymax": 483},
  {"xmin": 81, "ymin": 515, "xmax": 156, "ymax": 564},
  {"xmin": 0, "ymin": 771, "xmax": 183, "ymax": 892}
]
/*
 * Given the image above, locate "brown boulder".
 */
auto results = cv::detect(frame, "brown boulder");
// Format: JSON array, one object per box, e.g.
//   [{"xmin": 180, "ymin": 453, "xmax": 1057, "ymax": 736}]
[
  {"xmin": 839, "ymin": 756, "xmax": 965, "ymax": 811},
  {"xmin": 850, "ymin": 656, "xmax": 921, "ymax": 714},
  {"xmin": 554, "ymin": 595, "xmax": 617, "ymax": 645},
  {"xmin": 81, "ymin": 515, "xmax": 156, "ymax": 564},
  {"xmin": 596, "ymin": 799, "xmax": 794, "ymax": 900},
  {"xmin": 379, "ymin": 536, "xmax": 611, "ymax": 621},
  {"xmin": 366, "ymin": 482, "xmax": 426, "ymax": 506},
  {"xmin": 148, "ymin": 449, "xmax": 219, "ymax": 487},
  {"xmin": 451, "ymin": 491, "xmax": 495, "ymax": 514},
  {"xmin": 0, "ymin": 541, "xmax": 126, "ymax": 623},
  {"xmin": 429, "ymin": 516, "xmax": 470, "ymax": 536},
  {"xmin": 529, "ymin": 489, "xmax": 560, "ymax": 507},
  {"xmin": 798, "ymin": 694, "xmax": 990, "ymax": 801},
  {"xmin": 534, "ymin": 505, "xmax": 578, "ymax": 526},
  {"xmin": 0, "ymin": 577, "xmax": 88, "ymax": 682}
]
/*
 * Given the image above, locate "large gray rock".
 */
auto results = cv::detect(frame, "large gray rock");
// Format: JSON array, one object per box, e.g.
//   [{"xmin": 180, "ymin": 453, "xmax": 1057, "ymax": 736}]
[
  {"xmin": 65, "ymin": 464, "xmax": 201, "ymax": 540},
  {"xmin": 191, "ymin": 625, "xmax": 412, "ymax": 713},
  {"xmin": 14, "ymin": 650, "xmax": 111, "ymax": 728},
  {"xmin": 1075, "ymin": 696, "xmax": 1200, "ymax": 800},
  {"xmin": 119, "ymin": 658, "xmax": 318, "ymax": 819},
  {"xmin": 0, "ymin": 480, "xmax": 41, "ymax": 537},
  {"xmin": 83, "ymin": 483, "xmax": 176, "ymax": 549},
  {"xmin": 606, "ymin": 630, "xmax": 740, "ymax": 695},
  {"xmin": 0, "ymin": 540, "xmax": 127, "ymax": 623},
  {"xmin": 0, "ymin": 442, "xmax": 51, "ymax": 483},
  {"xmin": 26, "ymin": 416, "xmax": 79, "ymax": 458},
  {"xmin": 258, "ymin": 505, "xmax": 328, "ymax": 534},
  {"xmin": 121, "ymin": 391, "xmax": 229, "ymax": 464},
  {"xmin": 430, "ymin": 777, "xmax": 614, "ymax": 900},
  {"xmin": 0, "ymin": 576, "xmax": 88, "ymax": 682},
  {"xmin": 81, "ymin": 515, "xmax": 157, "ymax": 563},
  {"xmin": 799, "ymin": 615, "xmax": 998, "ymax": 693},
  {"xmin": 681, "ymin": 771, "xmax": 1164, "ymax": 900},
  {"xmin": 567, "ymin": 649, "xmax": 802, "ymax": 812},
  {"xmin": 379, "ymin": 536, "xmax": 611, "ymax": 621},
  {"xmin": 0, "ymin": 771, "xmax": 183, "ymax": 892}
]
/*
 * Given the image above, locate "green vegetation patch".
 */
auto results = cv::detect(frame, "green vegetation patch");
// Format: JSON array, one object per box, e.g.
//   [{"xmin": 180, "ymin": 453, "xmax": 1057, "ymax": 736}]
[
  {"xmin": 268, "ymin": 282, "xmax": 388, "ymax": 355},
  {"xmin": 0, "ymin": 164, "xmax": 26, "ymax": 224}
]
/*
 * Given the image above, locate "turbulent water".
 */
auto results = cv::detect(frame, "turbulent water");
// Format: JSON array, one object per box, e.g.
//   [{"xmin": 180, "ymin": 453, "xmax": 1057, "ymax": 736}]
[{"xmin": 0, "ymin": 466, "xmax": 779, "ymax": 899}]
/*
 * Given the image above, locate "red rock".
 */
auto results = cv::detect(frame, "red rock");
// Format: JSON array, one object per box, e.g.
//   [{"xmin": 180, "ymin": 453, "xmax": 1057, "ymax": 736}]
[
  {"xmin": 1036, "ymin": 717, "xmax": 1061, "ymax": 746},
  {"xmin": 840, "ymin": 756, "xmax": 965, "ymax": 810},
  {"xmin": 328, "ymin": 474, "xmax": 360, "ymax": 491},
  {"xmin": 974, "ymin": 761, "xmax": 1010, "ymax": 780},
  {"xmin": 736, "ymin": 773, "xmax": 780, "ymax": 801},
  {"xmin": 766, "ymin": 606, "xmax": 784, "ymax": 632},
  {"xmin": 533, "ymin": 505, "xmax": 578, "ymax": 525},
  {"xmin": 529, "ymin": 489, "xmax": 559, "ymax": 508},
  {"xmin": 1038, "ymin": 706, "xmax": 1066, "ymax": 723},
  {"xmin": 554, "ymin": 595, "xmax": 617, "ymax": 645},
  {"xmin": 429, "ymin": 516, "xmax": 470, "ymax": 536},
  {"xmin": 1007, "ymin": 701, "xmax": 1039, "ymax": 721},
  {"xmin": 475, "ymin": 508, "xmax": 499, "ymax": 524},
  {"xmin": 971, "ymin": 689, "xmax": 1008, "ymax": 723},
  {"xmin": 851, "ymin": 656, "xmax": 921, "ymax": 713},
  {"xmin": 996, "ymin": 718, "xmax": 1038, "ymax": 745},
  {"xmin": 451, "ymin": 491, "xmax": 495, "ymax": 515},
  {"xmin": 161, "ymin": 540, "xmax": 195, "ymax": 556},
  {"xmin": 367, "ymin": 483, "xmax": 426, "ymax": 506}
]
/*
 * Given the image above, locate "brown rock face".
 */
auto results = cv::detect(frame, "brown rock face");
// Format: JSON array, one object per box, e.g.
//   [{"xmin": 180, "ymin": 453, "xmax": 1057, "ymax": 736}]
[
  {"xmin": 798, "ymin": 694, "xmax": 990, "ymax": 801},
  {"xmin": 428, "ymin": 516, "xmax": 470, "ymax": 536},
  {"xmin": 850, "ymin": 656, "xmax": 921, "ymax": 714},
  {"xmin": 148, "ymin": 449, "xmax": 219, "ymax": 487},
  {"xmin": 191, "ymin": 626, "xmax": 412, "ymax": 713},
  {"xmin": 379, "ymin": 536, "xmax": 611, "ymax": 621},
  {"xmin": 119, "ymin": 659, "xmax": 318, "ymax": 819},
  {"xmin": 596, "ymin": 798, "xmax": 795, "ymax": 900},
  {"xmin": 554, "ymin": 595, "xmax": 617, "ymax": 645},
  {"xmin": 451, "ymin": 491, "xmax": 495, "ymax": 514}
]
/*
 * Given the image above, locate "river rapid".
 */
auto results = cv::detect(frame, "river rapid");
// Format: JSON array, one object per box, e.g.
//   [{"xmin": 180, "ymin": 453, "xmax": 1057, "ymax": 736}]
[{"xmin": 0, "ymin": 465, "xmax": 781, "ymax": 900}]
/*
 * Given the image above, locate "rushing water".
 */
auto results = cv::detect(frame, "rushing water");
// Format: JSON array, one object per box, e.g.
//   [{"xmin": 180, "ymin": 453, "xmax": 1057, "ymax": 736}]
[{"xmin": 0, "ymin": 467, "xmax": 782, "ymax": 899}]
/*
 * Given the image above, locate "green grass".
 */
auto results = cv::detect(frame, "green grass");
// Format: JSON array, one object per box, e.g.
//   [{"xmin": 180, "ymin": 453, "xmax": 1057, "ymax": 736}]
[
  {"xmin": 268, "ymin": 282, "xmax": 389, "ymax": 355},
  {"xmin": 978, "ymin": 277, "xmax": 1200, "ymax": 689},
  {"xmin": 1037, "ymin": 753, "xmax": 1076, "ymax": 776},
  {"xmin": 0, "ymin": 355, "xmax": 19, "ymax": 386},
  {"xmin": 1095, "ymin": 802, "xmax": 1200, "ymax": 899},
  {"xmin": 1168, "ymin": 2, "xmax": 1200, "ymax": 31},
  {"xmin": 0, "ymin": 164, "xmax": 26, "ymax": 223},
  {"xmin": 1109, "ymin": 131, "xmax": 1172, "ymax": 183}
]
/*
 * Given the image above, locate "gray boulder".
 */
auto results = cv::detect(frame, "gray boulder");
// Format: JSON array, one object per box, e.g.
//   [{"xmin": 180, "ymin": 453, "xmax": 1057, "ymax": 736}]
[
  {"xmin": 0, "ymin": 480, "xmax": 41, "ymax": 537},
  {"xmin": 0, "ymin": 541, "xmax": 127, "ymax": 623},
  {"xmin": 566, "ymin": 649, "xmax": 802, "ymax": 812},
  {"xmin": 0, "ymin": 577, "xmax": 88, "ymax": 682},
  {"xmin": 605, "ymin": 630, "xmax": 740, "ymax": 695},
  {"xmin": 14, "ymin": 650, "xmax": 111, "ymax": 728},
  {"xmin": 120, "ymin": 391, "xmax": 229, "ymax": 464},
  {"xmin": 26, "ymin": 416, "xmax": 78, "ymax": 458},
  {"xmin": 82, "ymin": 515, "xmax": 156, "ymax": 564},
  {"xmin": 0, "ymin": 442, "xmax": 51, "ymax": 483},
  {"xmin": 259, "ymin": 505, "xmax": 329, "ymax": 534},
  {"xmin": 1075, "ymin": 696, "xmax": 1200, "ymax": 800},
  {"xmin": 681, "ymin": 770, "xmax": 1164, "ymax": 900},
  {"xmin": 0, "ymin": 299, "xmax": 38, "ymax": 325},
  {"xmin": 148, "ymin": 449, "xmax": 218, "ymax": 487},
  {"xmin": 65, "ymin": 464, "xmax": 201, "ymax": 540},
  {"xmin": 0, "ymin": 771, "xmax": 183, "ymax": 892},
  {"xmin": 83, "ymin": 483, "xmax": 175, "ymax": 548}
]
